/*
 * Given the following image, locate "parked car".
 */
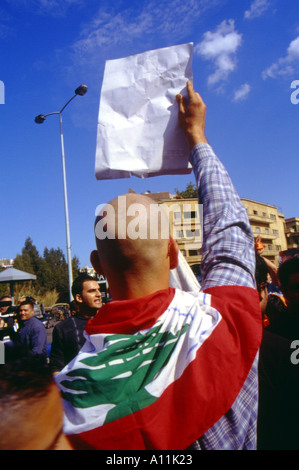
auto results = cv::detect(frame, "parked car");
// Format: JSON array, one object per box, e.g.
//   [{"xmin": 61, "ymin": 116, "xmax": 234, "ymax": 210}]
[
  {"xmin": 38, "ymin": 312, "xmax": 56, "ymax": 329},
  {"xmin": 45, "ymin": 303, "xmax": 70, "ymax": 321}
]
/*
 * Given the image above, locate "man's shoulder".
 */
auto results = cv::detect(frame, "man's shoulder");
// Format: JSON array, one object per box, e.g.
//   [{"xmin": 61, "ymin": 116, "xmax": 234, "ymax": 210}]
[
  {"xmin": 54, "ymin": 315, "xmax": 88, "ymax": 332},
  {"xmin": 27, "ymin": 316, "xmax": 47, "ymax": 332},
  {"xmin": 53, "ymin": 316, "xmax": 73, "ymax": 331}
]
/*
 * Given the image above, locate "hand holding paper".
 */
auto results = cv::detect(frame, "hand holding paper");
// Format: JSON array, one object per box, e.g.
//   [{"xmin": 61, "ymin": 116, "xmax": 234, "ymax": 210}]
[{"xmin": 176, "ymin": 81, "xmax": 208, "ymax": 149}]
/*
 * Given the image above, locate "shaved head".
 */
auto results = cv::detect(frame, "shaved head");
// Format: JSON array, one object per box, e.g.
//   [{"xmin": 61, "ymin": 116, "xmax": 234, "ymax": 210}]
[
  {"xmin": 95, "ymin": 193, "xmax": 169, "ymax": 270},
  {"xmin": 92, "ymin": 193, "xmax": 178, "ymax": 299}
]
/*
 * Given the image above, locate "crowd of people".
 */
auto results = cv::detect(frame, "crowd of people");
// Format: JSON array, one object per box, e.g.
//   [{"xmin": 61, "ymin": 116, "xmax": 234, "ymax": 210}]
[{"xmin": 0, "ymin": 81, "xmax": 298, "ymax": 450}]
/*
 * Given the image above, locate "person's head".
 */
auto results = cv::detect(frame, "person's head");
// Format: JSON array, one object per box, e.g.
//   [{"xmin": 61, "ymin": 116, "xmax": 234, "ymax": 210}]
[
  {"xmin": 278, "ymin": 257, "xmax": 299, "ymax": 312},
  {"xmin": 0, "ymin": 348, "xmax": 71, "ymax": 450},
  {"xmin": 0, "ymin": 296, "xmax": 12, "ymax": 315},
  {"xmin": 71, "ymin": 273, "xmax": 102, "ymax": 315},
  {"xmin": 18, "ymin": 299, "xmax": 35, "ymax": 322},
  {"xmin": 90, "ymin": 193, "xmax": 179, "ymax": 300},
  {"xmin": 255, "ymin": 254, "xmax": 269, "ymax": 314}
]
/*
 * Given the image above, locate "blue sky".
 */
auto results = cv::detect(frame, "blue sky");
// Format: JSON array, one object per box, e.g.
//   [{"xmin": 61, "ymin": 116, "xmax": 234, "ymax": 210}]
[{"xmin": 1, "ymin": 0, "xmax": 299, "ymax": 268}]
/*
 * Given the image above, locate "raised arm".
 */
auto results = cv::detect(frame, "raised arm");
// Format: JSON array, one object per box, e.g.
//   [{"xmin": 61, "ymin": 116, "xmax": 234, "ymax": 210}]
[{"xmin": 176, "ymin": 82, "xmax": 255, "ymax": 290}]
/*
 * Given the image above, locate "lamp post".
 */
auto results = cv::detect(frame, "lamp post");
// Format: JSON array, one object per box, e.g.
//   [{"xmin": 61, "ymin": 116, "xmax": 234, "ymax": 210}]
[{"xmin": 35, "ymin": 84, "xmax": 88, "ymax": 302}]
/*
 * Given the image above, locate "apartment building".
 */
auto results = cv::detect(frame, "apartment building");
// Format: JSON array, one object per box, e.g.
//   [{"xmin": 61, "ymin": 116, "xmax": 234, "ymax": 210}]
[
  {"xmin": 91, "ymin": 189, "xmax": 293, "ymax": 273},
  {"xmin": 0, "ymin": 259, "xmax": 14, "ymax": 269},
  {"xmin": 241, "ymin": 199, "xmax": 287, "ymax": 264},
  {"xmin": 285, "ymin": 217, "xmax": 299, "ymax": 250},
  {"xmin": 159, "ymin": 196, "xmax": 202, "ymax": 268},
  {"xmin": 146, "ymin": 191, "xmax": 288, "ymax": 268}
]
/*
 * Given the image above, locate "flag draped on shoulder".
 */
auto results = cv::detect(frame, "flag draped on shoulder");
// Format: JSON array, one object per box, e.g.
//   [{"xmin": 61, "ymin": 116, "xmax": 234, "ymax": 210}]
[{"xmin": 55, "ymin": 286, "xmax": 262, "ymax": 450}]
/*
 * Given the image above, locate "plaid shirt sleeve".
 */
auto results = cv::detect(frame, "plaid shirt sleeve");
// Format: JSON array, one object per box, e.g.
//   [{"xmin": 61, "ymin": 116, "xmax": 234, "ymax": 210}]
[
  {"xmin": 190, "ymin": 143, "xmax": 259, "ymax": 450},
  {"xmin": 190, "ymin": 143, "xmax": 256, "ymax": 290}
]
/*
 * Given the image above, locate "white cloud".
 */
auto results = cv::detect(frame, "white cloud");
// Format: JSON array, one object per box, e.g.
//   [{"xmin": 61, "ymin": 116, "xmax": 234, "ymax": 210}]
[
  {"xmin": 262, "ymin": 36, "xmax": 299, "ymax": 79},
  {"xmin": 73, "ymin": 0, "xmax": 208, "ymax": 57},
  {"xmin": 233, "ymin": 83, "xmax": 251, "ymax": 101},
  {"xmin": 194, "ymin": 20, "xmax": 242, "ymax": 85},
  {"xmin": 244, "ymin": 0, "xmax": 271, "ymax": 20}
]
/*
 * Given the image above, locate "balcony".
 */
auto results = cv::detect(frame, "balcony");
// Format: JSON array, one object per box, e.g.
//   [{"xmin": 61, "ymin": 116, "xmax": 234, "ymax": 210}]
[
  {"xmin": 287, "ymin": 243, "xmax": 299, "ymax": 249},
  {"xmin": 286, "ymin": 229, "xmax": 299, "ymax": 236},
  {"xmin": 258, "ymin": 233, "xmax": 277, "ymax": 241},
  {"xmin": 263, "ymin": 248, "xmax": 279, "ymax": 257},
  {"xmin": 248, "ymin": 214, "xmax": 273, "ymax": 224}
]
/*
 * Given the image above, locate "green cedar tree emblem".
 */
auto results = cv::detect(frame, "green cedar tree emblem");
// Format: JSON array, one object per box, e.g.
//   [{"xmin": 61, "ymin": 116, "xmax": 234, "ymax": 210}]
[{"xmin": 60, "ymin": 322, "xmax": 189, "ymax": 424}]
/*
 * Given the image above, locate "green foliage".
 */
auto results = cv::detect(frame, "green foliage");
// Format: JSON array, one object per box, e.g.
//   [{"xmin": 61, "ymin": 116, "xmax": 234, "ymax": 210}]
[
  {"xmin": 10, "ymin": 237, "xmax": 81, "ymax": 303},
  {"xmin": 174, "ymin": 182, "xmax": 197, "ymax": 199}
]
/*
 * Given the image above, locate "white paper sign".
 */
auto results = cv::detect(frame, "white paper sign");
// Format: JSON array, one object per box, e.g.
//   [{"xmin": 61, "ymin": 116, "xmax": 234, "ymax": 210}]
[{"xmin": 95, "ymin": 43, "xmax": 193, "ymax": 180}]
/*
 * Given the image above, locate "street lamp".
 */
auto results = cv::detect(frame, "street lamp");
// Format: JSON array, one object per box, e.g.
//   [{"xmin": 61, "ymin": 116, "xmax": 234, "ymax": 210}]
[{"xmin": 35, "ymin": 84, "xmax": 88, "ymax": 302}]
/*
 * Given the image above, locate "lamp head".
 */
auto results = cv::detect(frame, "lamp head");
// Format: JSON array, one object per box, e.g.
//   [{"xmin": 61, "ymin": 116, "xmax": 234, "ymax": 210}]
[
  {"xmin": 75, "ymin": 84, "xmax": 88, "ymax": 96},
  {"xmin": 34, "ymin": 114, "xmax": 46, "ymax": 124}
]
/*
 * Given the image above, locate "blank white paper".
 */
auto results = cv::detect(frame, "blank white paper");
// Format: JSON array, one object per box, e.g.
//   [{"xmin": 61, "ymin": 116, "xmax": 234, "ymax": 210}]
[{"xmin": 95, "ymin": 43, "xmax": 194, "ymax": 180}]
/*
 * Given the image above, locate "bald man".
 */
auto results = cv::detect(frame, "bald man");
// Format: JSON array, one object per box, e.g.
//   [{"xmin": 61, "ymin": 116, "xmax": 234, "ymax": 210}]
[{"xmin": 55, "ymin": 82, "xmax": 262, "ymax": 450}]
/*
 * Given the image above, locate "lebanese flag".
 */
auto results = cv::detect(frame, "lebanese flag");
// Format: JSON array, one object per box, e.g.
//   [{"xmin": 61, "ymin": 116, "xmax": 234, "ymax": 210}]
[{"xmin": 56, "ymin": 286, "xmax": 262, "ymax": 450}]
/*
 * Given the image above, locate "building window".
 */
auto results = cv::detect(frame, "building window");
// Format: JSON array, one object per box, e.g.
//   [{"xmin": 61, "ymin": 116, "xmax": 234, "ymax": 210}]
[
  {"xmin": 265, "ymin": 228, "xmax": 269, "ymax": 234},
  {"xmin": 176, "ymin": 230, "xmax": 184, "ymax": 239},
  {"xmin": 273, "ymin": 229, "xmax": 279, "ymax": 236},
  {"xmin": 184, "ymin": 211, "xmax": 197, "ymax": 219},
  {"xmin": 270, "ymin": 214, "xmax": 276, "ymax": 220},
  {"xmin": 185, "ymin": 229, "xmax": 200, "ymax": 238},
  {"xmin": 174, "ymin": 212, "xmax": 181, "ymax": 220},
  {"xmin": 253, "ymin": 210, "xmax": 258, "ymax": 215},
  {"xmin": 262, "ymin": 212, "xmax": 267, "ymax": 217},
  {"xmin": 255, "ymin": 227, "xmax": 261, "ymax": 233},
  {"xmin": 189, "ymin": 249, "xmax": 199, "ymax": 256}
]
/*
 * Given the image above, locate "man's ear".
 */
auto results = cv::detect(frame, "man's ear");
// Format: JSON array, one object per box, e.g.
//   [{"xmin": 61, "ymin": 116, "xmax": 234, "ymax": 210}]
[
  {"xmin": 75, "ymin": 293, "xmax": 83, "ymax": 305},
  {"xmin": 90, "ymin": 250, "xmax": 104, "ymax": 275},
  {"xmin": 168, "ymin": 238, "xmax": 179, "ymax": 270}
]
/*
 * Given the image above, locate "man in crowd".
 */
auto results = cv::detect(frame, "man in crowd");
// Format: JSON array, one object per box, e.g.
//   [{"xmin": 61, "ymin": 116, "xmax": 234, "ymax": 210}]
[
  {"xmin": 0, "ymin": 296, "xmax": 14, "ymax": 329},
  {"xmin": 265, "ymin": 256, "xmax": 299, "ymax": 340},
  {"xmin": 254, "ymin": 253, "xmax": 299, "ymax": 449},
  {"xmin": 10, "ymin": 297, "xmax": 47, "ymax": 358},
  {"xmin": 0, "ymin": 295, "xmax": 12, "ymax": 316},
  {"xmin": 55, "ymin": 82, "xmax": 262, "ymax": 450},
  {"xmin": 50, "ymin": 273, "xmax": 102, "ymax": 374}
]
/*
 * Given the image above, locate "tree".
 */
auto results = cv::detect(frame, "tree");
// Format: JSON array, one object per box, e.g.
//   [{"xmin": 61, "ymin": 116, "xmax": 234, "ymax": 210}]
[
  {"xmin": 13, "ymin": 237, "xmax": 42, "ymax": 275},
  {"xmin": 42, "ymin": 247, "xmax": 68, "ymax": 297},
  {"xmin": 41, "ymin": 248, "xmax": 81, "ymax": 302},
  {"xmin": 174, "ymin": 182, "xmax": 197, "ymax": 199},
  {"xmin": 72, "ymin": 256, "xmax": 81, "ymax": 280},
  {"xmin": 12, "ymin": 238, "xmax": 82, "ymax": 303}
]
